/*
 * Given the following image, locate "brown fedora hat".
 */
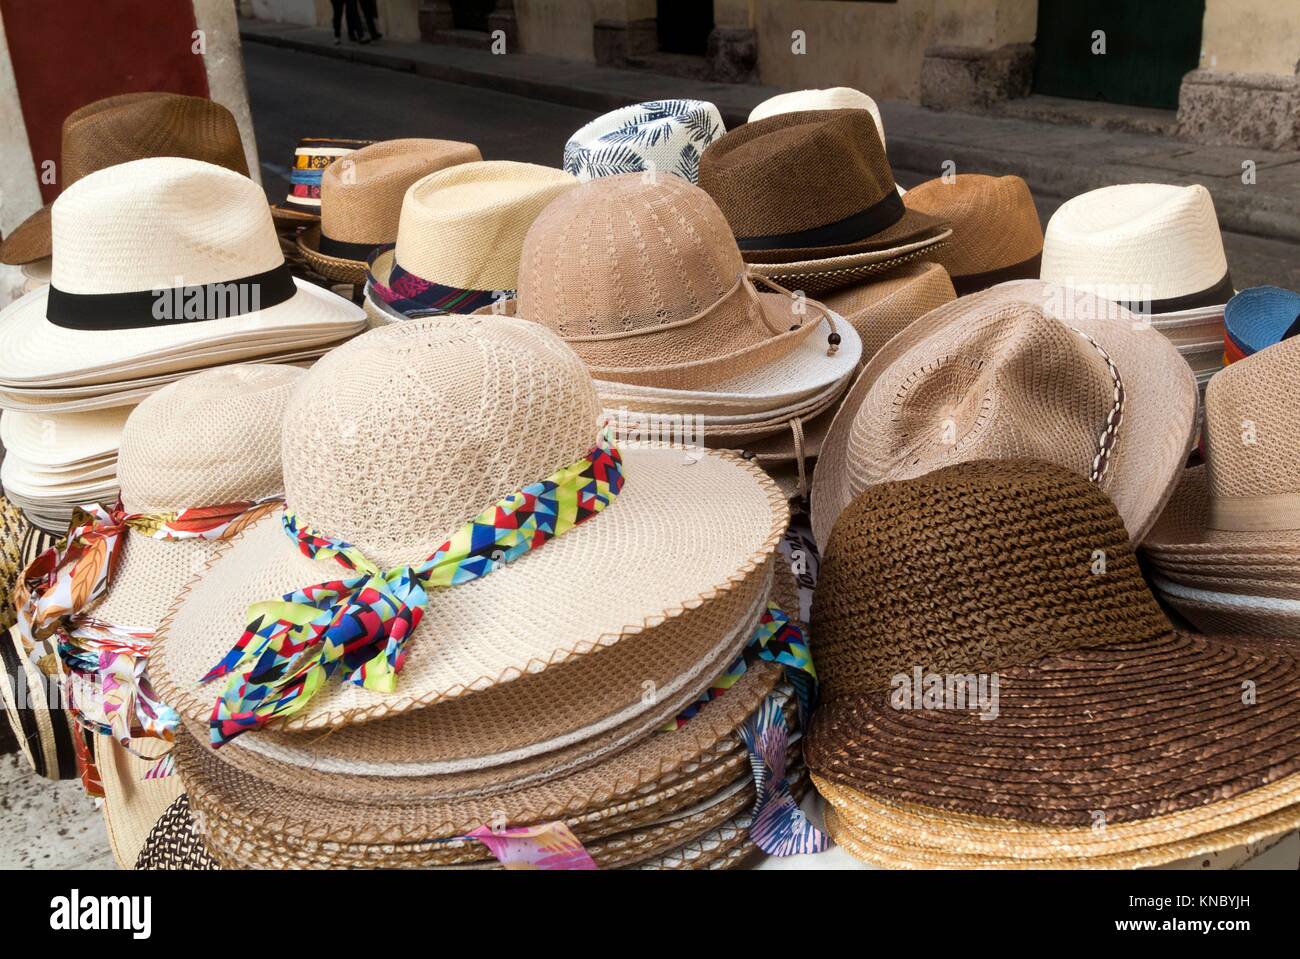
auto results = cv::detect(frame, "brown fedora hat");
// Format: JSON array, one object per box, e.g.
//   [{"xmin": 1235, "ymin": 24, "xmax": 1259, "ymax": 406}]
[
  {"xmin": 297, "ymin": 138, "xmax": 481, "ymax": 283},
  {"xmin": 1, "ymin": 92, "xmax": 250, "ymax": 265},
  {"xmin": 699, "ymin": 109, "xmax": 948, "ymax": 292},
  {"xmin": 902, "ymin": 174, "xmax": 1043, "ymax": 294},
  {"xmin": 804, "ymin": 459, "xmax": 1300, "ymax": 861}
]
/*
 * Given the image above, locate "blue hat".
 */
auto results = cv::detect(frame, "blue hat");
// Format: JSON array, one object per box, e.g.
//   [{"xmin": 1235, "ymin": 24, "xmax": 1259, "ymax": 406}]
[{"xmin": 1224, "ymin": 286, "xmax": 1300, "ymax": 363}]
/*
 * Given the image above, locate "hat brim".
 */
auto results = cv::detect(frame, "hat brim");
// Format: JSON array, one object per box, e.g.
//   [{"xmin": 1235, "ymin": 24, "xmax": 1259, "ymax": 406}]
[
  {"xmin": 0, "ymin": 203, "xmax": 53, "ymax": 265},
  {"xmin": 1150, "ymin": 576, "xmax": 1300, "ymax": 638},
  {"xmin": 0, "ymin": 280, "xmax": 364, "ymax": 386},
  {"xmin": 742, "ymin": 205, "xmax": 947, "ymax": 266},
  {"xmin": 296, "ymin": 224, "xmax": 371, "ymax": 285},
  {"xmin": 0, "ymin": 406, "xmax": 128, "ymax": 466},
  {"xmin": 134, "ymin": 795, "xmax": 219, "ymax": 870},
  {"xmin": 805, "ymin": 630, "xmax": 1300, "ymax": 829},
  {"xmin": 150, "ymin": 446, "xmax": 787, "ymax": 734},
  {"xmin": 0, "ymin": 626, "xmax": 79, "ymax": 780},
  {"xmin": 270, "ymin": 203, "xmax": 321, "ymax": 228},
  {"xmin": 811, "ymin": 279, "xmax": 1198, "ymax": 551},
  {"xmin": 97, "ymin": 736, "xmax": 183, "ymax": 869},
  {"xmin": 1145, "ymin": 464, "xmax": 1300, "ymax": 554},
  {"xmin": 748, "ymin": 229, "xmax": 953, "ymax": 297}
]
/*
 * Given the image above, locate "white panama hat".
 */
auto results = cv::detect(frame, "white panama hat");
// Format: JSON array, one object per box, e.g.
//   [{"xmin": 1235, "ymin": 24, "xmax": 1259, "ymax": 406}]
[{"xmin": 748, "ymin": 87, "xmax": 886, "ymax": 144}]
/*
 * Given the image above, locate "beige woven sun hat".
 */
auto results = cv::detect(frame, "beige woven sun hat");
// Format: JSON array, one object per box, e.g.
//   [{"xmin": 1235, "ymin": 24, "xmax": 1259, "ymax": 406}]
[
  {"xmin": 902, "ymin": 175, "xmax": 1043, "ymax": 294},
  {"xmin": 815, "ymin": 260, "xmax": 957, "ymax": 364},
  {"xmin": 810, "ymin": 279, "xmax": 1198, "ymax": 549},
  {"xmin": 364, "ymin": 160, "xmax": 577, "ymax": 323},
  {"xmin": 149, "ymin": 317, "xmax": 787, "ymax": 737},
  {"xmin": 0, "ymin": 158, "xmax": 365, "ymax": 390},
  {"xmin": 297, "ymin": 138, "xmax": 481, "ymax": 284},
  {"xmin": 97, "ymin": 735, "xmax": 183, "ymax": 869},
  {"xmin": 0, "ymin": 406, "xmax": 129, "ymax": 467},
  {"xmin": 513, "ymin": 173, "xmax": 851, "ymax": 393}
]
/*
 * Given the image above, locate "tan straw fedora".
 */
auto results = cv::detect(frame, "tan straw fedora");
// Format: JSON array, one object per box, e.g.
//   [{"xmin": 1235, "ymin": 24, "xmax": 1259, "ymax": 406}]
[
  {"xmin": 811, "ymin": 279, "xmax": 1198, "ymax": 549},
  {"xmin": 514, "ymin": 173, "xmax": 849, "ymax": 392},
  {"xmin": 297, "ymin": 138, "xmax": 481, "ymax": 284},
  {"xmin": 1, "ymin": 93, "xmax": 251, "ymax": 266},
  {"xmin": 815, "ymin": 261, "xmax": 956, "ymax": 364},
  {"xmin": 699, "ymin": 110, "xmax": 949, "ymax": 294},
  {"xmin": 364, "ymin": 160, "xmax": 577, "ymax": 323},
  {"xmin": 805, "ymin": 458, "xmax": 1300, "ymax": 867},
  {"xmin": 149, "ymin": 317, "xmax": 787, "ymax": 740},
  {"xmin": 902, "ymin": 174, "xmax": 1043, "ymax": 294}
]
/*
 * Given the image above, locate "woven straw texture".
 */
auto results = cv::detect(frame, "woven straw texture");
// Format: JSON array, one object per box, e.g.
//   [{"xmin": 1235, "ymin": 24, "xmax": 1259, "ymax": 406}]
[
  {"xmin": 1, "ymin": 624, "xmax": 79, "ymax": 781},
  {"xmin": 748, "ymin": 88, "xmax": 885, "ymax": 143},
  {"xmin": 811, "ymin": 279, "xmax": 1198, "ymax": 549},
  {"xmin": 902, "ymin": 175, "xmax": 1043, "ymax": 283},
  {"xmin": 1, "ymin": 406, "xmax": 129, "ymax": 466},
  {"xmin": 805, "ymin": 459, "xmax": 1300, "ymax": 828},
  {"xmin": 98, "ymin": 736, "xmax": 183, "ymax": 869},
  {"xmin": 1, "ymin": 92, "xmax": 250, "ymax": 265},
  {"xmin": 818, "ymin": 260, "xmax": 956, "ymax": 362},
  {"xmin": 1041, "ymin": 183, "xmax": 1228, "ymax": 304},
  {"xmin": 150, "ymin": 318, "xmax": 787, "ymax": 732},
  {"xmin": 746, "ymin": 234, "xmax": 951, "ymax": 297},
  {"xmin": 135, "ymin": 795, "xmax": 220, "ymax": 870},
  {"xmin": 0, "ymin": 494, "xmax": 25, "ymax": 633},
  {"xmin": 516, "ymin": 174, "xmax": 830, "ymax": 390},
  {"xmin": 385, "ymin": 160, "xmax": 577, "ymax": 293}
]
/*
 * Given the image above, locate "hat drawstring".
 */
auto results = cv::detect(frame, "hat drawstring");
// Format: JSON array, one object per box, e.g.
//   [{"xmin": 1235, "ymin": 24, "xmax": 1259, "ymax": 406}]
[
  {"xmin": 790, "ymin": 416, "xmax": 809, "ymax": 507},
  {"xmin": 748, "ymin": 273, "xmax": 841, "ymax": 357}
]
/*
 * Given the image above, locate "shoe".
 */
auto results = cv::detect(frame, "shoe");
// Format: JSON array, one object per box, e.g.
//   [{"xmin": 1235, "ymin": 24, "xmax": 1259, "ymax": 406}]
[
  {"xmin": 333, "ymin": 36, "xmax": 342, "ymax": 45},
  {"xmin": 359, "ymin": 36, "xmax": 371, "ymax": 44}
]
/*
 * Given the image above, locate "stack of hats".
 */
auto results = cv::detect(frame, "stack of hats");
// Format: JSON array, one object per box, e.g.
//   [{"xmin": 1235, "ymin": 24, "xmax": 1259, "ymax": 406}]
[
  {"xmin": 510, "ymin": 173, "xmax": 863, "ymax": 482},
  {"xmin": 362, "ymin": 160, "xmax": 577, "ymax": 327},
  {"xmin": 1144, "ymin": 332, "xmax": 1300, "ymax": 637},
  {"xmin": 1041, "ymin": 183, "xmax": 1232, "ymax": 403},
  {"xmin": 1, "ymin": 406, "xmax": 128, "ymax": 531},
  {"xmin": 1223, "ymin": 285, "xmax": 1300, "ymax": 364},
  {"xmin": 270, "ymin": 136, "xmax": 374, "ymax": 228},
  {"xmin": 563, "ymin": 100, "xmax": 724, "ymax": 183},
  {"xmin": 807, "ymin": 458, "xmax": 1300, "ymax": 868},
  {"xmin": 144, "ymin": 318, "xmax": 817, "ymax": 869},
  {"xmin": 0, "ymin": 157, "xmax": 365, "ymax": 411}
]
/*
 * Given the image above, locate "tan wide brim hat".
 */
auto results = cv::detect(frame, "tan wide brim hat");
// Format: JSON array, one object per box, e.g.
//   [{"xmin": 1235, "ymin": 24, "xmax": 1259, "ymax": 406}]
[
  {"xmin": 151, "ymin": 447, "xmax": 787, "ymax": 734},
  {"xmin": 296, "ymin": 224, "xmax": 371, "ymax": 285},
  {"xmin": 97, "ymin": 736, "xmax": 184, "ymax": 869},
  {"xmin": 811, "ymin": 279, "xmax": 1198, "ymax": 549},
  {"xmin": 817, "ymin": 260, "xmax": 958, "ymax": 364}
]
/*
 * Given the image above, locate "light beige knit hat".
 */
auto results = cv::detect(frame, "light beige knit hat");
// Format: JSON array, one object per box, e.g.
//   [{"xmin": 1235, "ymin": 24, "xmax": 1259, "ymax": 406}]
[
  {"xmin": 149, "ymin": 317, "xmax": 788, "ymax": 736},
  {"xmin": 365, "ymin": 160, "xmax": 578, "ymax": 320},
  {"xmin": 298, "ymin": 138, "xmax": 482, "ymax": 283},
  {"xmin": 811, "ymin": 279, "xmax": 1198, "ymax": 549}
]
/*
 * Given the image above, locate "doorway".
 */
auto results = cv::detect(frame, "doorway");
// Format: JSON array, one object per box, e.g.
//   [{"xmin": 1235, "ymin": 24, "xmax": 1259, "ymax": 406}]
[
  {"xmin": 450, "ymin": 0, "xmax": 496, "ymax": 34},
  {"xmin": 656, "ymin": 1, "xmax": 714, "ymax": 57}
]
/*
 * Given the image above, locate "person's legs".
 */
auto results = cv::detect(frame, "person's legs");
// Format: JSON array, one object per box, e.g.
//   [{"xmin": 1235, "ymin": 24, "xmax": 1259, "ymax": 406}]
[
  {"xmin": 359, "ymin": 0, "xmax": 382, "ymax": 40},
  {"xmin": 343, "ymin": 0, "xmax": 364, "ymax": 42},
  {"xmin": 329, "ymin": 0, "xmax": 344, "ymax": 41}
]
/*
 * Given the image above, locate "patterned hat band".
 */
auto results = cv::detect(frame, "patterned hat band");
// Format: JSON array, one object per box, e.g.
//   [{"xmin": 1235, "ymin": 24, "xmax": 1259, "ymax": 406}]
[
  {"xmin": 200, "ymin": 433, "xmax": 626, "ymax": 745},
  {"xmin": 366, "ymin": 244, "xmax": 506, "ymax": 317}
]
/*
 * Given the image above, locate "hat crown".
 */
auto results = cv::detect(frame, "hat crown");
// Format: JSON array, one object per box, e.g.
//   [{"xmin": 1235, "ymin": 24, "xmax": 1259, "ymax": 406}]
[
  {"xmin": 845, "ymin": 301, "xmax": 1122, "ymax": 500},
  {"xmin": 280, "ymin": 316, "xmax": 601, "ymax": 568},
  {"xmin": 700, "ymin": 109, "xmax": 895, "ymax": 240},
  {"xmin": 60, "ymin": 92, "xmax": 249, "ymax": 186},
  {"xmin": 49, "ymin": 157, "xmax": 283, "ymax": 295},
  {"xmin": 118, "ymin": 364, "xmax": 304, "ymax": 513},
  {"xmin": 392, "ymin": 160, "xmax": 578, "ymax": 293},
  {"xmin": 1040, "ymin": 183, "xmax": 1228, "ymax": 302},
  {"xmin": 903, "ymin": 174, "xmax": 1043, "ymax": 275},
  {"xmin": 320, "ymin": 138, "xmax": 482, "ymax": 244},
  {"xmin": 517, "ymin": 174, "xmax": 748, "ymax": 338},
  {"xmin": 563, "ymin": 99, "xmax": 724, "ymax": 183},
  {"xmin": 811, "ymin": 459, "xmax": 1172, "ymax": 702},
  {"xmin": 747, "ymin": 87, "xmax": 884, "ymax": 138}
]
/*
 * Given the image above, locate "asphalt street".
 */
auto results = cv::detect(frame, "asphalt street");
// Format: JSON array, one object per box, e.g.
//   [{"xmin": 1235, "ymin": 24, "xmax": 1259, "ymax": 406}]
[{"xmin": 244, "ymin": 42, "xmax": 1298, "ymax": 290}]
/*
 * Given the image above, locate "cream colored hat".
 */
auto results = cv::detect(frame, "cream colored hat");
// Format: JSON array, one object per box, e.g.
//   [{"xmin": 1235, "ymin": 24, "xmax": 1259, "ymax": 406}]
[
  {"xmin": 364, "ymin": 160, "xmax": 577, "ymax": 322},
  {"xmin": 563, "ymin": 100, "xmax": 724, "ymax": 184},
  {"xmin": 150, "ymin": 317, "xmax": 787, "ymax": 737},
  {"xmin": 748, "ymin": 87, "xmax": 885, "ymax": 144},
  {"xmin": 97, "ymin": 736, "xmax": 183, "ymax": 869},
  {"xmin": 0, "ymin": 158, "xmax": 364, "ymax": 391},
  {"xmin": 298, "ymin": 138, "xmax": 482, "ymax": 284},
  {"xmin": 0, "ymin": 406, "xmax": 128, "ymax": 467},
  {"xmin": 1041, "ymin": 183, "xmax": 1232, "ymax": 317},
  {"xmin": 811, "ymin": 280, "xmax": 1198, "ymax": 549}
]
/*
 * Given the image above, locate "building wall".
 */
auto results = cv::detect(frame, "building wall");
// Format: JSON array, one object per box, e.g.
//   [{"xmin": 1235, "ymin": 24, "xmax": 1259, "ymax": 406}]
[
  {"xmin": 516, "ymin": 0, "xmax": 598, "ymax": 62},
  {"xmin": 1200, "ymin": 0, "xmax": 1299, "ymax": 76}
]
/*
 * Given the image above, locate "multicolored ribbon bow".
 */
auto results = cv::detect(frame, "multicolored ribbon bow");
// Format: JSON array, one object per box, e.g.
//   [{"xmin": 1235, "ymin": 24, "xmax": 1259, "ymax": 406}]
[
  {"xmin": 740, "ymin": 695, "xmax": 830, "ymax": 857},
  {"xmin": 201, "ymin": 436, "xmax": 625, "ymax": 746},
  {"xmin": 15, "ymin": 497, "xmax": 283, "ymax": 751},
  {"xmin": 465, "ymin": 821, "xmax": 598, "ymax": 870}
]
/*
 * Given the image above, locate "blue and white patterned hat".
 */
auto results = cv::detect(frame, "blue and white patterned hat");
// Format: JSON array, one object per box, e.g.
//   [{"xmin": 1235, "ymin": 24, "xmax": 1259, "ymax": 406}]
[{"xmin": 563, "ymin": 100, "xmax": 725, "ymax": 184}]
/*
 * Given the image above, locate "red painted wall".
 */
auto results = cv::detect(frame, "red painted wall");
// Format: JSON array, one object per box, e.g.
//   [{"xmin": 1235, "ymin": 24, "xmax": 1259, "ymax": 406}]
[{"xmin": 1, "ymin": 0, "xmax": 209, "ymax": 203}]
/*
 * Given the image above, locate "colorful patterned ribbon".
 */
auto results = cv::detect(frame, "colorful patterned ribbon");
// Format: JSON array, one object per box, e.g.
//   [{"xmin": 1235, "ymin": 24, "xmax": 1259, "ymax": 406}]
[
  {"xmin": 201, "ymin": 435, "xmax": 625, "ymax": 746},
  {"xmin": 739, "ymin": 695, "xmax": 830, "ymax": 857},
  {"xmin": 14, "ymin": 497, "xmax": 283, "ymax": 752},
  {"xmin": 367, "ymin": 245, "xmax": 507, "ymax": 317},
  {"xmin": 465, "ymin": 822, "xmax": 598, "ymax": 870}
]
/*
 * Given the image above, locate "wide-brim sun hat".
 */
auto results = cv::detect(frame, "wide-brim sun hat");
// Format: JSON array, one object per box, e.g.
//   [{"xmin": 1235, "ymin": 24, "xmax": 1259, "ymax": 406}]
[
  {"xmin": 0, "ymin": 406, "xmax": 129, "ymax": 467},
  {"xmin": 805, "ymin": 459, "xmax": 1300, "ymax": 865},
  {"xmin": 563, "ymin": 100, "xmax": 724, "ymax": 184},
  {"xmin": 296, "ymin": 138, "xmax": 482, "ymax": 284},
  {"xmin": 97, "ymin": 736, "xmax": 183, "ymax": 869},
  {"xmin": 0, "ymin": 158, "xmax": 365, "ymax": 388},
  {"xmin": 150, "ymin": 316, "xmax": 788, "ymax": 737},
  {"xmin": 811, "ymin": 279, "xmax": 1198, "ymax": 549},
  {"xmin": 816, "ymin": 260, "xmax": 956, "ymax": 363}
]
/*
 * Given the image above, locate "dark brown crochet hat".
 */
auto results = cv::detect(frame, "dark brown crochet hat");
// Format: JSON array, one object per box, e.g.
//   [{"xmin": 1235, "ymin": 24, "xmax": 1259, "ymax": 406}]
[
  {"xmin": 699, "ymin": 110, "xmax": 947, "ymax": 280},
  {"xmin": 804, "ymin": 458, "xmax": 1300, "ymax": 834}
]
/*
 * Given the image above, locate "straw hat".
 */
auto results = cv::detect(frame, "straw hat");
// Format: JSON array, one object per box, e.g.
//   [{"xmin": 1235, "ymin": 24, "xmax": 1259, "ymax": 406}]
[
  {"xmin": 816, "ymin": 261, "xmax": 956, "ymax": 363},
  {"xmin": 364, "ymin": 160, "xmax": 577, "ymax": 322},
  {"xmin": 0, "ymin": 625, "xmax": 79, "ymax": 780},
  {"xmin": 1224, "ymin": 286, "xmax": 1300, "ymax": 364},
  {"xmin": 902, "ymin": 175, "xmax": 1043, "ymax": 293},
  {"xmin": 271, "ymin": 136, "xmax": 373, "ymax": 225},
  {"xmin": 0, "ymin": 158, "xmax": 365, "ymax": 389},
  {"xmin": 513, "ymin": 173, "xmax": 846, "ymax": 392},
  {"xmin": 805, "ymin": 458, "xmax": 1300, "ymax": 866},
  {"xmin": 811, "ymin": 280, "xmax": 1197, "ymax": 549},
  {"xmin": 297, "ymin": 138, "xmax": 481, "ymax": 284},
  {"xmin": 0, "ymin": 406, "xmax": 128, "ymax": 468},
  {"xmin": 563, "ymin": 100, "xmax": 724, "ymax": 184},
  {"xmin": 699, "ymin": 110, "xmax": 949, "ymax": 294},
  {"xmin": 135, "ymin": 795, "xmax": 219, "ymax": 870},
  {"xmin": 96, "ymin": 735, "xmax": 182, "ymax": 869},
  {"xmin": 748, "ymin": 87, "xmax": 885, "ymax": 143},
  {"xmin": 149, "ymin": 317, "xmax": 788, "ymax": 737},
  {"xmin": 0, "ymin": 93, "xmax": 252, "ymax": 265}
]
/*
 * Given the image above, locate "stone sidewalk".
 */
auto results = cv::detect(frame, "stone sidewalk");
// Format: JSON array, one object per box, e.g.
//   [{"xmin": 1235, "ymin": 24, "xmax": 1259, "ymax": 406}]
[{"xmin": 240, "ymin": 18, "xmax": 1300, "ymax": 248}]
